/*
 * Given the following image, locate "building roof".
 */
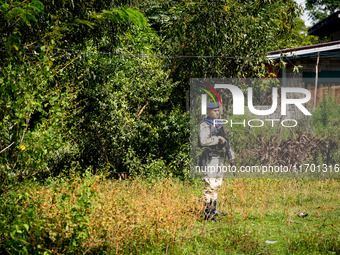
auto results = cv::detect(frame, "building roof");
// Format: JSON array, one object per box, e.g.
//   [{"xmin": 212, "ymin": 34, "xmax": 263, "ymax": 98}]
[
  {"xmin": 308, "ymin": 10, "xmax": 340, "ymax": 37},
  {"xmin": 267, "ymin": 40, "xmax": 340, "ymax": 60}
]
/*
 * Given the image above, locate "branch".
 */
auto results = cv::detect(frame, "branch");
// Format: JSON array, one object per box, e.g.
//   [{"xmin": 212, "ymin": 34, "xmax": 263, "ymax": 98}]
[
  {"xmin": 6, "ymin": 0, "xmax": 29, "ymax": 13},
  {"xmin": 136, "ymin": 102, "xmax": 149, "ymax": 118},
  {"xmin": 59, "ymin": 54, "xmax": 82, "ymax": 73},
  {"xmin": 23, "ymin": 34, "xmax": 48, "ymax": 48},
  {"xmin": 0, "ymin": 142, "xmax": 15, "ymax": 154}
]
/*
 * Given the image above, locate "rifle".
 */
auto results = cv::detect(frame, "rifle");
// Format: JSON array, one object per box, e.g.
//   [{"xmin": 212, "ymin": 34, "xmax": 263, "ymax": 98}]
[
  {"xmin": 215, "ymin": 125, "xmax": 233, "ymax": 162},
  {"xmin": 199, "ymin": 149, "xmax": 213, "ymax": 168},
  {"xmin": 215, "ymin": 126, "xmax": 235, "ymax": 176}
]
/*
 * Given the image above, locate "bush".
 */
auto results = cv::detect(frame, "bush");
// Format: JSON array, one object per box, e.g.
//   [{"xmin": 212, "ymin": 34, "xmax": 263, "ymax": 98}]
[
  {"xmin": 0, "ymin": 174, "xmax": 202, "ymax": 254},
  {"xmin": 312, "ymin": 95, "xmax": 340, "ymax": 164},
  {"xmin": 0, "ymin": 52, "xmax": 78, "ymax": 194}
]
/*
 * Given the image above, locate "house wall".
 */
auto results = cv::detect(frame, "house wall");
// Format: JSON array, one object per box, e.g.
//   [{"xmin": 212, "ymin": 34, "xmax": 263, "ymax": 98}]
[
  {"xmin": 310, "ymin": 85, "xmax": 340, "ymax": 104},
  {"xmin": 285, "ymin": 56, "xmax": 340, "ymax": 87},
  {"xmin": 283, "ymin": 56, "xmax": 340, "ymax": 105},
  {"xmin": 331, "ymin": 31, "xmax": 340, "ymax": 41}
]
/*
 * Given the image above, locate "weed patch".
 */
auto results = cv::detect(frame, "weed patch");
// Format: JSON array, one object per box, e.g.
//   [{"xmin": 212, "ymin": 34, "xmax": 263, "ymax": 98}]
[{"xmin": 0, "ymin": 176, "xmax": 339, "ymax": 254}]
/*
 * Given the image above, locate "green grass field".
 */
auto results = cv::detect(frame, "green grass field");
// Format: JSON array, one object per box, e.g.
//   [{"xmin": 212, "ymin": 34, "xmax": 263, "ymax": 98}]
[{"xmin": 1, "ymin": 175, "xmax": 339, "ymax": 254}]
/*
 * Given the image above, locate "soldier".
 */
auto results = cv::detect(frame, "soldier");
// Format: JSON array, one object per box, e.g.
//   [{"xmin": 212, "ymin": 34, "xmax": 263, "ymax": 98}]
[{"xmin": 199, "ymin": 102, "xmax": 235, "ymax": 221}]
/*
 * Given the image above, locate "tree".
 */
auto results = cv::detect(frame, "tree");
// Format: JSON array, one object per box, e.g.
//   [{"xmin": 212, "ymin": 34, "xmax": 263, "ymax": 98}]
[
  {"xmin": 275, "ymin": 17, "xmax": 320, "ymax": 49},
  {"xmin": 143, "ymin": 0, "xmax": 302, "ymax": 108},
  {"xmin": 0, "ymin": 0, "xmax": 154, "ymax": 191},
  {"xmin": 0, "ymin": 0, "xmax": 310, "ymax": 185},
  {"xmin": 0, "ymin": 0, "xmax": 191, "ymax": 187},
  {"xmin": 306, "ymin": 0, "xmax": 340, "ymax": 23}
]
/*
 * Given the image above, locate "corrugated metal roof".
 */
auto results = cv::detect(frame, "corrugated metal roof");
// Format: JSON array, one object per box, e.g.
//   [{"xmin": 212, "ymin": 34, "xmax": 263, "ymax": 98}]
[{"xmin": 267, "ymin": 40, "xmax": 340, "ymax": 60}]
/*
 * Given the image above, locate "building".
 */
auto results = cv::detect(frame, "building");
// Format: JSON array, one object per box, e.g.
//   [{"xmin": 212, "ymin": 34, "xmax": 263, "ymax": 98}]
[
  {"xmin": 267, "ymin": 11, "xmax": 340, "ymax": 105},
  {"xmin": 308, "ymin": 10, "xmax": 340, "ymax": 41}
]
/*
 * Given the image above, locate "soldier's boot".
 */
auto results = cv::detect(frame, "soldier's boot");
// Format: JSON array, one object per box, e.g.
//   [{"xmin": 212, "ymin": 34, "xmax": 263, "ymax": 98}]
[
  {"xmin": 213, "ymin": 200, "xmax": 227, "ymax": 216},
  {"xmin": 204, "ymin": 201, "xmax": 217, "ymax": 222}
]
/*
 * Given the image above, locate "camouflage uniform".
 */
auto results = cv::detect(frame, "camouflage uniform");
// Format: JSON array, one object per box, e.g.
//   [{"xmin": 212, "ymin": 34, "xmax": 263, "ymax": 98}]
[
  {"xmin": 199, "ymin": 103, "xmax": 234, "ymax": 221},
  {"xmin": 199, "ymin": 120, "xmax": 225, "ymax": 203}
]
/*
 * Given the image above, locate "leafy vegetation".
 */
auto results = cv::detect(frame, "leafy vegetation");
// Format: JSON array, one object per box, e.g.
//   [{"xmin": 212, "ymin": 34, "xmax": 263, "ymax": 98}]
[
  {"xmin": 0, "ymin": 0, "xmax": 338, "ymax": 253},
  {"xmin": 306, "ymin": 0, "xmax": 340, "ymax": 24},
  {"xmin": 275, "ymin": 18, "xmax": 320, "ymax": 49},
  {"xmin": 0, "ymin": 175, "xmax": 339, "ymax": 254},
  {"xmin": 1, "ymin": 0, "xmax": 310, "ymax": 186}
]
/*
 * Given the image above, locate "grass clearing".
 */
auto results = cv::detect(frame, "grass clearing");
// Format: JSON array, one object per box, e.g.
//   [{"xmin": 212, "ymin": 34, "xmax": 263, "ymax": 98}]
[{"xmin": 1, "ymin": 175, "xmax": 339, "ymax": 254}]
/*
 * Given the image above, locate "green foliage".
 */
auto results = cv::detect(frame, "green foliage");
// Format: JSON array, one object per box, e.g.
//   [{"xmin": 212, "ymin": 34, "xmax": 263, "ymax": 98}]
[
  {"xmin": 306, "ymin": 0, "xmax": 340, "ymax": 24},
  {"xmin": 0, "ymin": 172, "xmax": 98, "ymax": 254},
  {"xmin": 2, "ymin": 1, "xmax": 339, "ymax": 252},
  {"xmin": 0, "ymin": 177, "xmax": 339, "ymax": 254},
  {"xmin": 0, "ymin": 0, "xmax": 44, "ymax": 47},
  {"xmin": 0, "ymin": 0, "xmax": 147, "ymax": 54},
  {"xmin": 312, "ymin": 95, "xmax": 340, "ymax": 164},
  {"xmin": 274, "ymin": 18, "xmax": 320, "ymax": 50},
  {"xmin": 66, "ymin": 27, "xmax": 189, "ymax": 179},
  {"xmin": 0, "ymin": 1, "xmax": 159, "ymax": 190},
  {"xmin": 1, "ymin": 0, "xmax": 331, "ymax": 185},
  {"xmin": 146, "ymin": 0, "xmax": 302, "ymax": 108},
  {"xmin": 0, "ymin": 49, "xmax": 77, "ymax": 194},
  {"xmin": 162, "ymin": 0, "xmax": 301, "ymax": 75},
  {"xmin": 91, "ymin": 8, "xmax": 147, "ymax": 29}
]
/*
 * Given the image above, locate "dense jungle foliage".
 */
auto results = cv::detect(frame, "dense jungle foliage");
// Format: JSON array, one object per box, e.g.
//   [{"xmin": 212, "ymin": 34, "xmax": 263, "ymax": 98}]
[
  {"xmin": 1, "ymin": 1, "xmax": 340, "ymax": 254},
  {"xmin": 0, "ymin": 0, "xmax": 333, "ymax": 192}
]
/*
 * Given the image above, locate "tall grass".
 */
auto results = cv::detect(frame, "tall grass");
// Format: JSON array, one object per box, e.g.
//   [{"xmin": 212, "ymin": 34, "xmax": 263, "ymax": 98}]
[
  {"xmin": 1, "ymin": 174, "xmax": 339, "ymax": 254},
  {"xmin": 0, "ymin": 174, "xmax": 202, "ymax": 254}
]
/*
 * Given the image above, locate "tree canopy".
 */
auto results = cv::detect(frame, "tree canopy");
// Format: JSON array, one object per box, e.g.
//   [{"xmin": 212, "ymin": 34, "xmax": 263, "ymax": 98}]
[
  {"xmin": 306, "ymin": 0, "xmax": 340, "ymax": 23},
  {"xmin": 0, "ymin": 0, "xmax": 319, "ymax": 191}
]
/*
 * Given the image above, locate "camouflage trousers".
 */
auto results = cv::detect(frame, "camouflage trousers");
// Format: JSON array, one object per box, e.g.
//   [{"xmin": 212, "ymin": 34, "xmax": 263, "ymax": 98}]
[{"xmin": 202, "ymin": 156, "xmax": 225, "ymax": 203}]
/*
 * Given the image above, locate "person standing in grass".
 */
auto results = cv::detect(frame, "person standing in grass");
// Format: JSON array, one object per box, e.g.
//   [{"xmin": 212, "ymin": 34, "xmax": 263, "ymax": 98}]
[{"xmin": 199, "ymin": 102, "xmax": 235, "ymax": 221}]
